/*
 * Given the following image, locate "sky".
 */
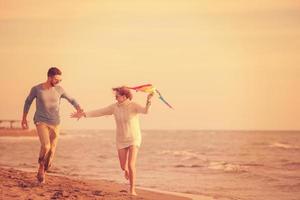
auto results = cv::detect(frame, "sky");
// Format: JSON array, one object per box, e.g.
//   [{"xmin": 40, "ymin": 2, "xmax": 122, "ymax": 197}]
[{"xmin": 0, "ymin": 0, "xmax": 300, "ymax": 130}]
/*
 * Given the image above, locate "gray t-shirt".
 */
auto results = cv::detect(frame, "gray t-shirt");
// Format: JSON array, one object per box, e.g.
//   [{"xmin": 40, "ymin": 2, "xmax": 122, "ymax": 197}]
[{"xmin": 23, "ymin": 83, "xmax": 80, "ymax": 125}]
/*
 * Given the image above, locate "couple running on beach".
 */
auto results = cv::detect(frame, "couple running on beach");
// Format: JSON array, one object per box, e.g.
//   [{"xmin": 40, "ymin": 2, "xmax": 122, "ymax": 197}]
[{"xmin": 22, "ymin": 67, "xmax": 153, "ymax": 196}]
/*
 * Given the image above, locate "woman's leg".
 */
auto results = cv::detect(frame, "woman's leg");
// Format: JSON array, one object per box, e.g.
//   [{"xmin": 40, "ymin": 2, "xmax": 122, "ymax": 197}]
[
  {"xmin": 118, "ymin": 147, "xmax": 129, "ymax": 180},
  {"xmin": 128, "ymin": 145, "xmax": 139, "ymax": 195}
]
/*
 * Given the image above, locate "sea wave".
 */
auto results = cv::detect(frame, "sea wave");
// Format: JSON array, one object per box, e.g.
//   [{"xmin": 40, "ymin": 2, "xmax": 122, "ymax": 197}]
[
  {"xmin": 174, "ymin": 161, "xmax": 248, "ymax": 173},
  {"xmin": 207, "ymin": 161, "xmax": 247, "ymax": 172},
  {"xmin": 60, "ymin": 134, "xmax": 97, "ymax": 139},
  {"xmin": 174, "ymin": 164, "xmax": 203, "ymax": 168},
  {"xmin": 158, "ymin": 150, "xmax": 206, "ymax": 161},
  {"xmin": 282, "ymin": 162, "xmax": 300, "ymax": 170},
  {"xmin": 240, "ymin": 163, "xmax": 264, "ymax": 167},
  {"xmin": 269, "ymin": 142, "xmax": 300, "ymax": 150}
]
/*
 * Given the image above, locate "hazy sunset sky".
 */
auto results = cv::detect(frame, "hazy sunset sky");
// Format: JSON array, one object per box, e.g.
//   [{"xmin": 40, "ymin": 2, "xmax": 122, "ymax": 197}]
[{"xmin": 1, "ymin": 0, "xmax": 299, "ymax": 130}]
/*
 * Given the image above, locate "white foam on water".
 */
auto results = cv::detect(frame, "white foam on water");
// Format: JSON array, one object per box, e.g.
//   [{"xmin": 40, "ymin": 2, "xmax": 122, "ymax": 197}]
[
  {"xmin": 158, "ymin": 150, "xmax": 206, "ymax": 161},
  {"xmin": 269, "ymin": 142, "xmax": 299, "ymax": 149},
  {"xmin": 207, "ymin": 161, "xmax": 247, "ymax": 172}
]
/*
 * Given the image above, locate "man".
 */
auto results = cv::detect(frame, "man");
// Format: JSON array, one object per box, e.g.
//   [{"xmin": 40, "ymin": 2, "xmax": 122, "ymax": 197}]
[{"xmin": 22, "ymin": 67, "xmax": 83, "ymax": 183}]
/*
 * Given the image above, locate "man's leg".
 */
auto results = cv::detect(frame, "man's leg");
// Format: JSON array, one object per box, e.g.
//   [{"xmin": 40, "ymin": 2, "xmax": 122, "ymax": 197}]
[
  {"xmin": 44, "ymin": 125, "xmax": 60, "ymax": 171},
  {"xmin": 36, "ymin": 123, "xmax": 51, "ymax": 183}
]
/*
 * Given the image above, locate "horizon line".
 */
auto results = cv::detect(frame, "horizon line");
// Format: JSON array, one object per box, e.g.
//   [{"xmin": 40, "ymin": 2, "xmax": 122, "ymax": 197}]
[{"xmin": 61, "ymin": 128, "xmax": 300, "ymax": 132}]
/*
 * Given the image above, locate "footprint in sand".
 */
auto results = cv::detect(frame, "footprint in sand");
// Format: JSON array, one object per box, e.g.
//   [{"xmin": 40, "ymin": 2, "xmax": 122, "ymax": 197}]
[
  {"xmin": 92, "ymin": 190, "xmax": 104, "ymax": 196},
  {"xmin": 51, "ymin": 190, "xmax": 65, "ymax": 199},
  {"xmin": 18, "ymin": 180, "xmax": 37, "ymax": 188}
]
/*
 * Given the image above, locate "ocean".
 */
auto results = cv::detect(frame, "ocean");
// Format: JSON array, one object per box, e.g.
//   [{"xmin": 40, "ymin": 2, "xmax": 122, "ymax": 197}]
[{"xmin": 0, "ymin": 130, "xmax": 300, "ymax": 200}]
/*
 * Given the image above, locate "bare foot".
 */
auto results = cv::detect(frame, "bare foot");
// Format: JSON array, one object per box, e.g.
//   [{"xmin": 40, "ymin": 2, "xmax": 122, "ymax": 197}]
[
  {"xmin": 130, "ymin": 188, "xmax": 137, "ymax": 196},
  {"xmin": 36, "ymin": 173, "xmax": 45, "ymax": 184},
  {"xmin": 124, "ymin": 170, "xmax": 129, "ymax": 180},
  {"xmin": 44, "ymin": 152, "xmax": 52, "ymax": 172},
  {"xmin": 37, "ymin": 165, "xmax": 45, "ymax": 184},
  {"xmin": 45, "ymin": 162, "xmax": 52, "ymax": 172}
]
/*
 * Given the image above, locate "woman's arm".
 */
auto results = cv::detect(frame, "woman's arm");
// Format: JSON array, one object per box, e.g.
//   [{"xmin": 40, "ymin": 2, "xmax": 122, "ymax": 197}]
[
  {"xmin": 134, "ymin": 93, "xmax": 153, "ymax": 114},
  {"xmin": 71, "ymin": 104, "xmax": 115, "ymax": 119},
  {"xmin": 85, "ymin": 104, "xmax": 115, "ymax": 117}
]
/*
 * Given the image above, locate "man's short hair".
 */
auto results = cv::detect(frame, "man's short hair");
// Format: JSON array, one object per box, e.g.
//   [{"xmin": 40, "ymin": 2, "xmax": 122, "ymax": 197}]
[{"xmin": 47, "ymin": 67, "xmax": 62, "ymax": 77}]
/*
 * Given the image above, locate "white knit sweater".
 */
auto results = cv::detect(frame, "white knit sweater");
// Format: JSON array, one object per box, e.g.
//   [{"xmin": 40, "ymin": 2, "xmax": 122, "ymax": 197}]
[{"xmin": 85, "ymin": 99, "xmax": 150, "ymax": 149}]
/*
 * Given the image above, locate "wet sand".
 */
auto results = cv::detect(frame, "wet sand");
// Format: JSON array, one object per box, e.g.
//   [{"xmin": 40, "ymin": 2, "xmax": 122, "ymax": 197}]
[{"xmin": 0, "ymin": 167, "xmax": 192, "ymax": 200}]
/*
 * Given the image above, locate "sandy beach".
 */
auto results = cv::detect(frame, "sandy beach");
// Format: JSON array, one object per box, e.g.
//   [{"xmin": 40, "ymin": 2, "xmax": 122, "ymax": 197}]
[{"xmin": 0, "ymin": 167, "xmax": 193, "ymax": 200}]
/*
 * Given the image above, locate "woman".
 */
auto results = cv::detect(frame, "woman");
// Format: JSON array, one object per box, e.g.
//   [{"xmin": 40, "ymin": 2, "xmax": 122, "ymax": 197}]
[{"xmin": 71, "ymin": 86, "xmax": 153, "ymax": 195}]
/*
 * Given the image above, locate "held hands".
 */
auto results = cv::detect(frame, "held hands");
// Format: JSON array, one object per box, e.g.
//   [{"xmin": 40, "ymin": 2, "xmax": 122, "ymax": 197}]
[{"xmin": 70, "ymin": 110, "xmax": 86, "ymax": 120}]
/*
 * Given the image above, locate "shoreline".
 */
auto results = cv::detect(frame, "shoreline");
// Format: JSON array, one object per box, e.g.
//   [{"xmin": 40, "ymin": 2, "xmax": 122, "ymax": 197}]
[
  {"xmin": 0, "ymin": 166, "xmax": 212, "ymax": 200},
  {"xmin": 0, "ymin": 130, "xmax": 214, "ymax": 200},
  {"xmin": 137, "ymin": 187, "xmax": 214, "ymax": 200},
  {"xmin": 0, "ymin": 129, "xmax": 37, "ymax": 137}
]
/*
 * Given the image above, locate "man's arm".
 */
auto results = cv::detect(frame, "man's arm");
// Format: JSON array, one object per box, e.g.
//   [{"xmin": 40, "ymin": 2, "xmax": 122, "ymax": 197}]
[
  {"xmin": 61, "ymin": 89, "xmax": 83, "ymax": 112},
  {"xmin": 22, "ymin": 87, "xmax": 37, "ymax": 129}
]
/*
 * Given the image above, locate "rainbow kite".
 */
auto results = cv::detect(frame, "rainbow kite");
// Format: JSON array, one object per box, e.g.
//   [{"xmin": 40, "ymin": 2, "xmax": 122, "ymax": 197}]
[{"xmin": 127, "ymin": 84, "xmax": 174, "ymax": 109}]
